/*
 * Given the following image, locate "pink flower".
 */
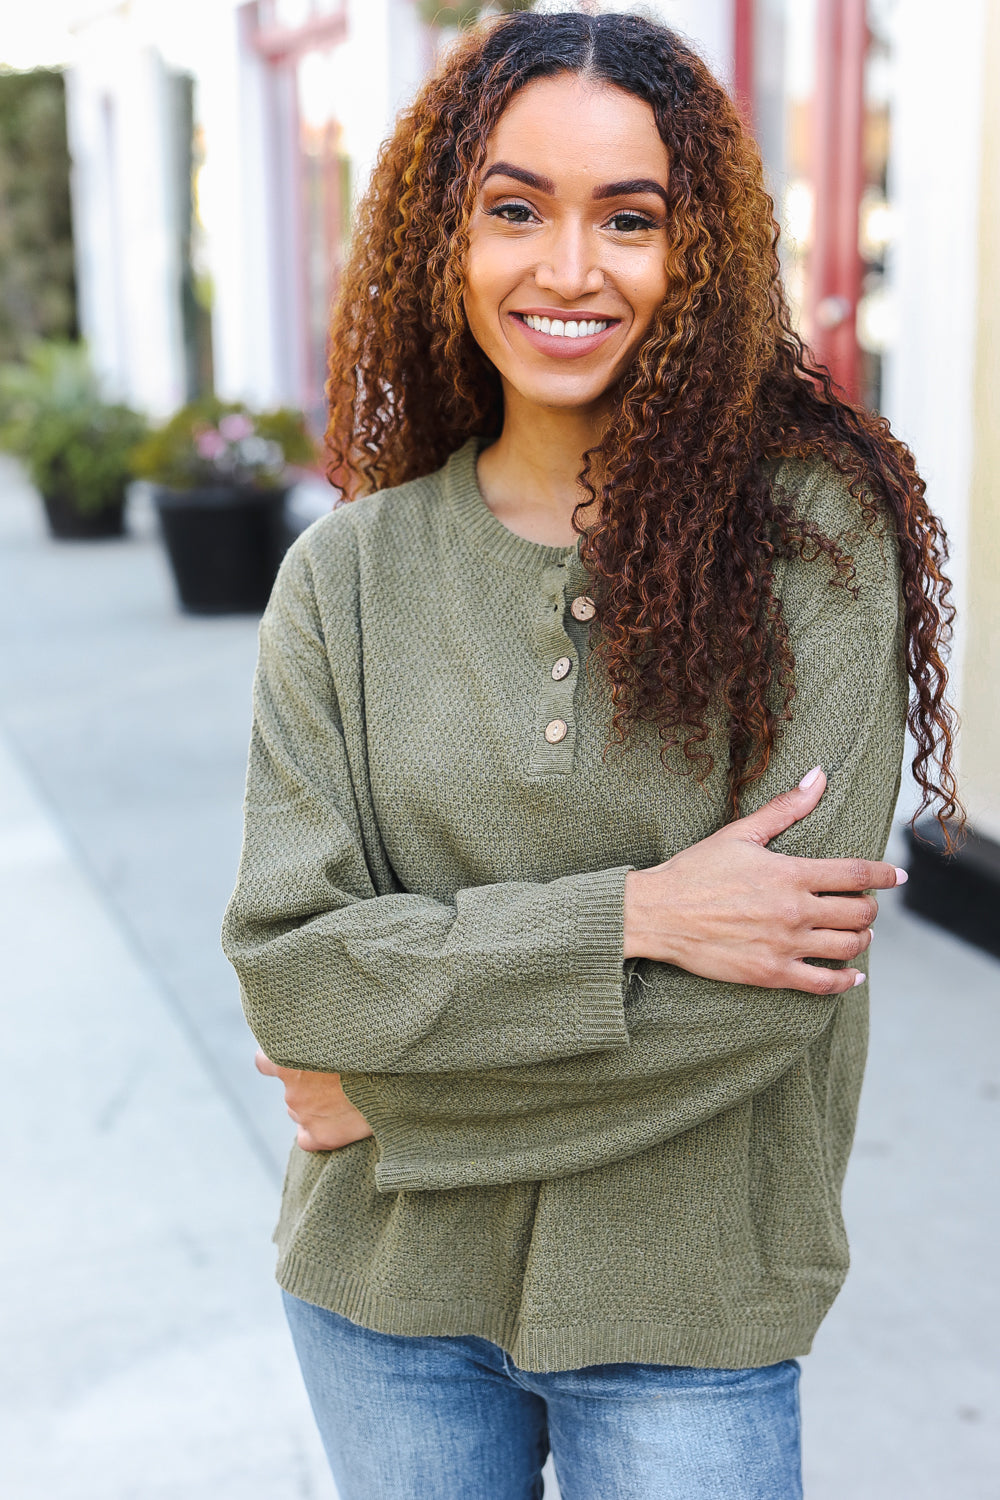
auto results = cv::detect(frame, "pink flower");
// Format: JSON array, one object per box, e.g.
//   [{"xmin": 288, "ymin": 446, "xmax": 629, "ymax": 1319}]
[
  {"xmin": 219, "ymin": 413, "xmax": 254, "ymax": 442},
  {"xmin": 195, "ymin": 427, "xmax": 227, "ymax": 459}
]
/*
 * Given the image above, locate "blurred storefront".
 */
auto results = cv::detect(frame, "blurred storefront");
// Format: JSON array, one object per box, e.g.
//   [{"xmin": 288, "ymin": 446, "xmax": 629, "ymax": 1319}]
[
  {"xmin": 734, "ymin": 0, "xmax": 999, "ymax": 939},
  {"xmin": 735, "ymin": 0, "xmax": 892, "ymax": 409},
  {"xmin": 65, "ymin": 0, "xmax": 429, "ymax": 421},
  {"xmin": 62, "ymin": 0, "xmax": 999, "ymax": 906}
]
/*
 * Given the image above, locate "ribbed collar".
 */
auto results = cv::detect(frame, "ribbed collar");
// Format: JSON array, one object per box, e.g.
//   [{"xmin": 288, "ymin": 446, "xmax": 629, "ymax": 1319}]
[{"xmin": 441, "ymin": 439, "xmax": 583, "ymax": 573}]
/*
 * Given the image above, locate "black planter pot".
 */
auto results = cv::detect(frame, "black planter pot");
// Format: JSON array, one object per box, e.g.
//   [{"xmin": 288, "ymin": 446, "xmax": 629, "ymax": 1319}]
[
  {"xmin": 903, "ymin": 819, "xmax": 1000, "ymax": 961},
  {"xmin": 153, "ymin": 484, "xmax": 290, "ymax": 614},
  {"xmin": 42, "ymin": 492, "xmax": 126, "ymax": 540}
]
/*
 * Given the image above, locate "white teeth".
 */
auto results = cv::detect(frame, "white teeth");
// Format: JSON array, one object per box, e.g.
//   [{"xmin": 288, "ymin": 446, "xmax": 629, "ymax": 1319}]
[{"xmin": 522, "ymin": 315, "xmax": 609, "ymax": 338}]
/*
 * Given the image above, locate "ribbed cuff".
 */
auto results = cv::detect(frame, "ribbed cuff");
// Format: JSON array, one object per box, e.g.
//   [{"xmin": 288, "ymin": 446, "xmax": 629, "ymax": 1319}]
[{"xmin": 564, "ymin": 863, "xmax": 632, "ymax": 1033}]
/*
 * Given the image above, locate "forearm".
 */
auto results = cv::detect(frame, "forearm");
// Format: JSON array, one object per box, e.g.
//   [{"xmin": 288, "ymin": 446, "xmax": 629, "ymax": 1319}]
[
  {"xmin": 226, "ymin": 846, "xmax": 634, "ymax": 1074},
  {"xmin": 339, "ymin": 627, "xmax": 907, "ymax": 1192},
  {"xmin": 341, "ymin": 969, "xmax": 844, "ymax": 1190}
]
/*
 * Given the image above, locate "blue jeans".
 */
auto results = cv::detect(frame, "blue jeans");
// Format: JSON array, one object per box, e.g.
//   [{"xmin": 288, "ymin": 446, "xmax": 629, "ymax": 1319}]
[{"xmin": 283, "ymin": 1292, "xmax": 803, "ymax": 1499}]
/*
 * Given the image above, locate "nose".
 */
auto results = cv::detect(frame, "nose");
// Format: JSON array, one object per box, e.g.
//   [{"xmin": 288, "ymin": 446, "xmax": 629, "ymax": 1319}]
[{"xmin": 533, "ymin": 220, "xmax": 605, "ymax": 301}]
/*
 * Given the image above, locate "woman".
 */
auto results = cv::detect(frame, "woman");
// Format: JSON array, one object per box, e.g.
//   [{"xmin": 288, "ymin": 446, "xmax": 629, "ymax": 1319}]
[{"xmin": 223, "ymin": 11, "xmax": 958, "ymax": 1498}]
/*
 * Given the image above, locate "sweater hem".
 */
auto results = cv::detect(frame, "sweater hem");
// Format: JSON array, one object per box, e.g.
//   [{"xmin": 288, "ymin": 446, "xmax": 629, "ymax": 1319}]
[{"xmin": 276, "ymin": 1252, "xmax": 829, "ymax": 1373}]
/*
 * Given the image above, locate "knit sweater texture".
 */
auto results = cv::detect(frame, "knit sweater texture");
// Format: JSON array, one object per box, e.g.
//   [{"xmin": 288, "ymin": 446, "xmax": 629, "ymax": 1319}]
[{"xmin": 222, "ymin": 438, "xmax": 907, "ymax": 1372}]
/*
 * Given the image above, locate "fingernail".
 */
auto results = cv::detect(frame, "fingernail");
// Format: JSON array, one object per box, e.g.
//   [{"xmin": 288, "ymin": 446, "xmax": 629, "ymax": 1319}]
[
  {"xmin": 799, "ymin": 765, "xmax": 823, "ymax": 790},
  {"xmin": 894, "ymin": 867, "xmax": 909, "ymax": 885},
  {"xmin": 852, "ymin": 972, "xmax": 867, "ymax": 987}
]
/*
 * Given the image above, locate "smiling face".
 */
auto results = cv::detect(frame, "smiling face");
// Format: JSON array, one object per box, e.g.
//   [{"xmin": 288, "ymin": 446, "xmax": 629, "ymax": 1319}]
[{"xmin": 463, "ymin": 73, "xmax": 671, "ymax": 420}]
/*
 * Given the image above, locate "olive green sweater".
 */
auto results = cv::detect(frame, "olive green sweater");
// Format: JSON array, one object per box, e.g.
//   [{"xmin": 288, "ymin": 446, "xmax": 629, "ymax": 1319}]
[{"xmin": 222, "ymin": 439, "xmax": 907, "ymax": 1372}]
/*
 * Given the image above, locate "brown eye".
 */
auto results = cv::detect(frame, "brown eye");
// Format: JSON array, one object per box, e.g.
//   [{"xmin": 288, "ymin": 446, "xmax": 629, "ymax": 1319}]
[
  {"xmin": 607, "ymin": 211, "xmax": 655, "ymax": 233},
  {"xmin": 488, "ymin": 202, "xmax": 535, "ymax": 224}
]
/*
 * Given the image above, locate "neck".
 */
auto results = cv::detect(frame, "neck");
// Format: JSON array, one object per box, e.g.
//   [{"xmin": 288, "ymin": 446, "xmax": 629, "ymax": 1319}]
[{"xmin": 476, "ymin": 388, "xmax": 606, "ymax": 548}]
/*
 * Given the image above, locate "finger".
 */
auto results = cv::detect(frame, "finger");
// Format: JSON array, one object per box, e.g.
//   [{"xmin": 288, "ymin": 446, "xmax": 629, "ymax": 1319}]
[
  {"xmin": 797, "ymin": 927, "xmax": 873, "ymax": 963},
  {"xmin": 795, "ymin": 857, "xmax": 908, "ymax": 894},
  {"xmin": 805, "ymin": 893, "xmax": 879, "ymax": 931},
  {"xmin": 736, "ymin": 767, "xmax": 827, "ymax": 848},
  {"xmin": 254, "ymin": 1048, "xmax": 280, "ymax": 1077},
  {"xmin": 785, "ymin": 961, "xmax": 867, "ymax": 996}
]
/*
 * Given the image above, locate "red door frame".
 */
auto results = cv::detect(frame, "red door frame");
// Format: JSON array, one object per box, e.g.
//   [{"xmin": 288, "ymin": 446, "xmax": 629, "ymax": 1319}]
[
  {"xmin": 244, "ymin": 0, "xmax": 350, "ymax": 415},
  {"xmin": 809, "ymin": 0, "xmax": 867, "ymax": 399},
  {"xmin": 733, "ymin": 0, "xmax": 755, "ymax": 129}
]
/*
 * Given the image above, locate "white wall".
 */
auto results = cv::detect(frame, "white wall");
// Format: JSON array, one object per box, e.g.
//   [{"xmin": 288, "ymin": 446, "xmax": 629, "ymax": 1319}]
[
  {"xmin": 194, "ymin": 6, "xmax": 299, "ymax": 408},
  {"xmin": 66, "ymin": 13, "xmax": 188, "ymax": 416},
  {"xmin": 335, "ymin": 0, "xmax": 429, "ymax": 204},
  {"xmin": 882, "ymin": 0, "xmax": 986, "ymax": 740}
]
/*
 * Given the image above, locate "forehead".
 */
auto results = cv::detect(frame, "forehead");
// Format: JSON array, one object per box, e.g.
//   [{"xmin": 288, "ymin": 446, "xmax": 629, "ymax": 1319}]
[{"xmin": 483, "ymin": 74, "xmax": 669, "ymax": 182}]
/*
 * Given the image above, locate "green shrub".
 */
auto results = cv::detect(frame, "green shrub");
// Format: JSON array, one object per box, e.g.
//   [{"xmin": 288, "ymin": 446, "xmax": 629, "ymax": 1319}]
[
  {"xmin": 130, "ymin": 398, "xmax": 316, "ymax": 491},
  {"xmin": 22, "ymin": 404, "xmax": 147, "ymax": 513},
  {"xmin": 418, "ymin": 1, "xmax": 535, "ymax": 23},
  {"xmin": 0, "ymin": 69, "xmax": 77, "ymax": 363},
  {"xmin": 0, "ymin": 341, "xmax": 146, "ymax": 513}
]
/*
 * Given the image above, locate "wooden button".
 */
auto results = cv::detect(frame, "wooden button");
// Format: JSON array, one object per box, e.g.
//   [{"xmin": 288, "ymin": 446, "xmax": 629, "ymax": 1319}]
[
  {"xmin": 544, "ymin": 719, "xmax": 568, "ymax": 744},
  {"xmin": 570, "ymin": 595, "xmax": 596, "ymax": 622},
  {"xmin": 551, "ymin": 657, "xmax": 572, "ymax": 681}
]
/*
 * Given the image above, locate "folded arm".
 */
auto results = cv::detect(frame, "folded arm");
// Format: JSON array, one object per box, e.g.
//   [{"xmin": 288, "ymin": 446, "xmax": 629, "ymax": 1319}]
[
  {"xmin": 222, "ymin": 539, "xmax": 633, "ymax": 1077},
  {"xmin": 228, "ymin": 471, "xmax": 909, "ymax": 1190}
]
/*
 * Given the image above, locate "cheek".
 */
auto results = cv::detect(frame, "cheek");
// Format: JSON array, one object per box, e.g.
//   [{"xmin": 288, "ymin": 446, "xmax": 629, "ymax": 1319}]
[
  {"xmin": 626, "ymin": 254, "xmax": 669, "ymax": 333},
  {"xmin": 462, "ymin": 264, "xmax": 498, "ymax": 357},
  {"xmin": 463, "ymin": 239, "xmax": 505, "ymax": 316}
]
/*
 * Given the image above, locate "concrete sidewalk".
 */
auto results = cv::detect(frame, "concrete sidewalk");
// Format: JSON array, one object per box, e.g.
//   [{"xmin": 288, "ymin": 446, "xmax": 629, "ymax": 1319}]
[
  {"xmin": 0, "ymin": 736, "xmax": 335, "ymax": 1499},
  {"xmin": 0, "ymin": 456, "xmax": 997, "ymax": 1498}
]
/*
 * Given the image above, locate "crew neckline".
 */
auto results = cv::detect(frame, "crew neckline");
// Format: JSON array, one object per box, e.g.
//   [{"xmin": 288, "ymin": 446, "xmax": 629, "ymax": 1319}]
[{"xmin": 442, "ymin": 439, "xmax": 582, "ymax": 570}]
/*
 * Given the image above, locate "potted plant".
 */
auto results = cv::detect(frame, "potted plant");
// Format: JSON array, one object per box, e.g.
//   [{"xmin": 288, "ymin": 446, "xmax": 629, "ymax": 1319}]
[
  {"xmin": 130, "ymin": 399, "xmax": 317, "ymax": 613},
  {"xmin": 0, "ymin": 342, "xmax": 146, "ymax": 539}
]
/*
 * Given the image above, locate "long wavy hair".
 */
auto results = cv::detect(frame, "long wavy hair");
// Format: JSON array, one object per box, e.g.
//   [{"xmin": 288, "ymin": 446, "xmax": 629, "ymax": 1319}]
[{"xmin": 325, "ymin": 10, "xmax": 960, "ymax": 837}]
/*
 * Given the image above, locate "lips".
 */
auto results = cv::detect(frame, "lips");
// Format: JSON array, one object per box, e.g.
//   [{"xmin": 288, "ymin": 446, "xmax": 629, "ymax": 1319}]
[{"xmin": 509, "ymin": 310, "xmax": 622, "ymax": 360}]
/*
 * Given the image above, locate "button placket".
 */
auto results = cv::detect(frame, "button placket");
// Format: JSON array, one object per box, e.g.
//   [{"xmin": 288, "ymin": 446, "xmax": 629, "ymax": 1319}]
[{"xmin": 528, "ymin": 559, "xmax": 579, "ymax": 776}]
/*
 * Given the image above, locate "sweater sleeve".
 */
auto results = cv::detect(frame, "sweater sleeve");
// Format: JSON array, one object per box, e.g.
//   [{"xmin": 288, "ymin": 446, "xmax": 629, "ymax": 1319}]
[
  {"xmin": 332, "ymin": 465, "xmax": 910, "ymax": 1192},
  {"xmin": 221, "ymin": 537, "xmax": 632, "ymax": 1075}
]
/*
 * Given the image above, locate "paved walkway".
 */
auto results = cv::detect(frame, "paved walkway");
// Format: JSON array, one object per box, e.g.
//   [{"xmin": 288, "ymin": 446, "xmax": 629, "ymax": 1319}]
[{"xmin": 0, "ymin": 456, "xmax": 997, "ymax": 1498}]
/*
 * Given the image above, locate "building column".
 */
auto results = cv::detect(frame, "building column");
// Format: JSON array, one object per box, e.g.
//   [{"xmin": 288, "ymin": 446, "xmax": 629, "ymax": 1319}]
[{"xmin": 962, "ymin": 0, "xmax": 1000, "ymax": 842}]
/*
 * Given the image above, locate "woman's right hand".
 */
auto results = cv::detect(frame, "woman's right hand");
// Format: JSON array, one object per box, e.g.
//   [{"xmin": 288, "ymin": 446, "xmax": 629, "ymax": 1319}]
[
  {"xmin": 254, "ymin": 1050, "xmax": 374, "ymax": 1151},
  {"xmin": 623, "ymin": 767, "xmax": 908, "ymax": 995}
]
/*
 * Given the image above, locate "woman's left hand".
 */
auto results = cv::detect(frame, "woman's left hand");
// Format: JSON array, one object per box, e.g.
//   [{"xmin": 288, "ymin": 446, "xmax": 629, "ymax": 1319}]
[{"xmin": 254, "ymin": 1049, "xmax": 375, "ymax": 1152}]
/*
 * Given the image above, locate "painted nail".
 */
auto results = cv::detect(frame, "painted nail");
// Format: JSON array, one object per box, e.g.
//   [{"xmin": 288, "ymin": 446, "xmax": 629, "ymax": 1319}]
[
  {"xmin": 893, "ymin": 867, "xmax": 909, "ymax": 885},
  {"xmin": 799, "ymin": 765, "xmax": 823, "ymax": 790},
  {"xmin": 852, "ymin": 972, "xmax": 867, "ymax": 987}
]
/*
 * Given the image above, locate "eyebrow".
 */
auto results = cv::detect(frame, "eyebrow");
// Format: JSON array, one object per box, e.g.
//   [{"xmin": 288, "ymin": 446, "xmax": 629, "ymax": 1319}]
[
  {"xmin": 593, "ymin": 177, "xmax": 669, "ymax": 208},
  {"xmin": 481, "ymin": 163, "xmax": 668, "ymax": 208},
  {"xmin": 481, "ymin": 163, "xmax": 555, "ymax": 193}
]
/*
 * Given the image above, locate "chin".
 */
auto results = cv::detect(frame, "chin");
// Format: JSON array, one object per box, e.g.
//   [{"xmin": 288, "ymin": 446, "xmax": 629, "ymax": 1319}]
[{"xmin": 512, "ymin": 375, "xmax": 616, "ymax": 412}]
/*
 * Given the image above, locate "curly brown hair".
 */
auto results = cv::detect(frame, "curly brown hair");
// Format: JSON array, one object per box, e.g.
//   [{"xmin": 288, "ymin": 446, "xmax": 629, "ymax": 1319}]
[{"xmin": 325, "ymin": 10, "xmax": 960, "ymax": 838}]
